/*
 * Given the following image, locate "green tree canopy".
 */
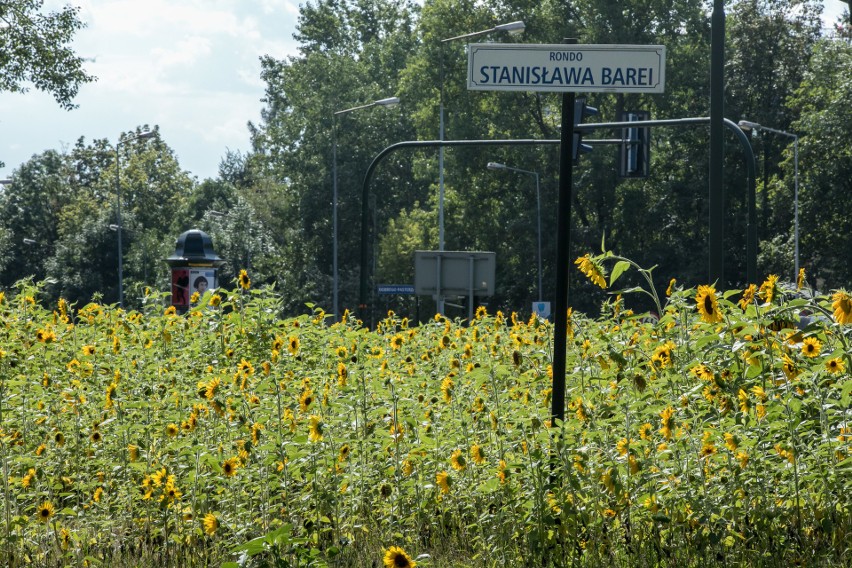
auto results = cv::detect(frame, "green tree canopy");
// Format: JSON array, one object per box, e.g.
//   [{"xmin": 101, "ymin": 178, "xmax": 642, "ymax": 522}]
[{"xmin": 0, "ymin": 0, "xmax": 95, "ymax": 108}]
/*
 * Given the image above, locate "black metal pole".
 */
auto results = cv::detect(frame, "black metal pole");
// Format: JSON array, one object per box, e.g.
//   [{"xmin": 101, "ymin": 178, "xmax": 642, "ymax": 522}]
[
  {"xmin": 710, "ymin": 0, "xmax": 726, "ymax": 284},
  {"xmin": 550, "ymin": 88, "xmax": 575, "ymax": 425}
]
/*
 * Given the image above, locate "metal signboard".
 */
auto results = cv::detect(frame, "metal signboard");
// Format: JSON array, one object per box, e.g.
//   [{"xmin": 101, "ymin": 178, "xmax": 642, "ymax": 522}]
[
  {"xmin": 467, "ymin": 44, "xmax": 666, "ymax": 93},
  {"xmin": 414, "ymin": 251, "xmax": 496, "ymax": 297}
]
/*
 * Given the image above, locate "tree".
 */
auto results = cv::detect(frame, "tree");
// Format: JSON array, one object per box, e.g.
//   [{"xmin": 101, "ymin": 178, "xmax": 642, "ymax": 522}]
[
  {"xmin": 0, "ymin": 0, "xmax": 95, "ymax": 109},
  {"xmin": 248, "ymin": 0, "xmax": 420, "ymax": 315},
  {"xmin": 784, "ymin": 39, "xmax": 852, "ymax": 289},
  {"xmin": 0, "ymin": 150, "xmax": 73, "ymax": 286}
]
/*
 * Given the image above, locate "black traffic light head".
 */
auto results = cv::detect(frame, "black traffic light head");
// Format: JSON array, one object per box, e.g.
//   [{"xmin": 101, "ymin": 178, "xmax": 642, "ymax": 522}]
[
  {"xmin": 573, "ymin": 98, "xmax": 598, "ymax": 163},
  {"xmin": 618, "ymin": 111, "xmax": 650, "ymax": 178}
]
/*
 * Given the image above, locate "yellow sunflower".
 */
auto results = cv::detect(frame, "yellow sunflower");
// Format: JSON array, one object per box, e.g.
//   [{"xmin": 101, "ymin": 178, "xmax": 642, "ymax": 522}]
[
  {"xmin": 469, "ymin": 444, "xmax": 485, "ymax": 465},
  {"xmin": 383, "ymin": 546, "xmax": 416, "ymax": 568},
  {"xmin": 759, "ymin": 274, "xmax": 779, "ymax": 304},
  {"xmin": 299, "ymin": 388, "xmax": 314, "ymax": 413},
  {"xmin": 825, "ymin": 358, "xmax": 845, "ymax": 374},
  {"xmin": 238, "ymin": 269, "xmax": 251, "ymax": 290},
  {"xmin": 801, "ymin": 337, "xmax": 821, "ymax": 358},
  {"xmin": 695, "ymin": 285, "xmax": 723, "ymax": 324},
  {"xmin": 308, "ymin": 415, "xmax": 324, "ymax": 442},
  {"xmin": 390, "ymin": 334, "xmax": 404, "ymax": 350},
  {"xmin": 739, "ymin": 284, "xmax": 757, "ymax": 311},
  {"xmin": 832, "ymin": 290, "xmax": 852, "ymax": 324},
  {"xmin": 666, "ymin": 278, "xmax": 676, "ymax": 297},
  {"xmin": 574, "ymin": 254, "xmax": 607, "ymax": 289},
  {"xmin": 450, "ymin": 449, "xmax": 467, "ymax": 471},
  {"xmin": 288, "ymin": 336, "xmax": 300, "ymax": 356},
  {"xmin": 436, "ymin": 471, "xmax": 450, "ymax": 494},
  {"xmin": 209, "ymin": 294, "xmax": 222, "ymax": 307},
  {"xmin": 202, "ymin": 512, "xmax": 219, "ymax": 536},
  {"xmin": 36, "ymin": 501, "xmax": 55, "ymax": 523},
  {"xmin": 221, "ymin": 457, "xmax": 239, "ymax": 478},
  {"xmin": 659, "ymin": 406, "xmax": 675, "ymax": 440}
]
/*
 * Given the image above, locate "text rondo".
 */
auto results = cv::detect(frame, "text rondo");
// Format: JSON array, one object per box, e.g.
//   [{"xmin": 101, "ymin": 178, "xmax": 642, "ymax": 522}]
[{"xmin": 468, "ymin": 44, "xmax": 666, "ymax": 94}]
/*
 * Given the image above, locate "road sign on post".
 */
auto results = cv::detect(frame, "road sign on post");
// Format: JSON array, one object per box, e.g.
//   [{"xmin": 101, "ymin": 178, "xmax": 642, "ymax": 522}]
[
  {"xmin": 464, "ymin": 42, "xmax": 666, "ymax": 430},
  {"xmin": 414, "ymin": 251, "xmax": 495, "ymax": 321},
  {"xmin": 467, "ymin": 44, "xmax": 666, "ymax": 94}
]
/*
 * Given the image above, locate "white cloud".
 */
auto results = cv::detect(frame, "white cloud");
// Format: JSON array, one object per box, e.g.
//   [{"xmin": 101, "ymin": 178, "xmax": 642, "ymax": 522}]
[{"xmin": 1, "ymin": 1, "xmax": 300, "ymax": 180}]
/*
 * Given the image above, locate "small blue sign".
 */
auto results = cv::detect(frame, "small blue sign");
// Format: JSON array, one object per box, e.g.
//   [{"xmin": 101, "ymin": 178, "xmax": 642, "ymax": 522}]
[
  {"xmin": 377, "ymin": 284, "xmax": 416, "ymax": 295},
  {"xmin": 532, "ymin": 301, "xmax": 551, "ymax": 319}
]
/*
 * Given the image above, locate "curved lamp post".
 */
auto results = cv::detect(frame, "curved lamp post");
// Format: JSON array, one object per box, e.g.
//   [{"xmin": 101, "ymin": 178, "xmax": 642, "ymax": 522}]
[
  {"xmin": 115, "ymin": 130, "xmax": 154, "ymax": 308},
  {"xmin": 436, "ymin": 20, "xmax": 524, "ymax": 314},
  {"xmin": 333, "ymin": 96, "xmax": 399, "ymax": 321},
  {"xmin": 486, "ymin": 161, "xmax": 542, "ymax": 302},
  {"xmin": 738, "ymin": 120, "xmax": 799, "ymax": 281}
]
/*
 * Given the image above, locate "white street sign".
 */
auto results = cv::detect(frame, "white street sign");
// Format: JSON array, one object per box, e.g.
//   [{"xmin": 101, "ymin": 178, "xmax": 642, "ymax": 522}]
[{"xmin": 468, "ymin": 44, "xmax": 666, "ymax": 93}]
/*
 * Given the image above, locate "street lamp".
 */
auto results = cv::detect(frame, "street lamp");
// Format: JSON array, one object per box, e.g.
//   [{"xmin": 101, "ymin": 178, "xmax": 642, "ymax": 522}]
[
  {"xmin": 115, "ymin": 130, "xmax": 155, "ymax": 308},
  {"xmin": 738, "ymin": 120, "xmax": 799, "ymax": 281},
  {"xmin": 437, "ymin": 20, "xmax": 525, "ymax": 314},
  {"xmin": 486, "ymin": 161, "xmax": 543, "ymax": 302},
  {"xmin": 333, "ymin": 96, "xmax": 399, "ymax": 321}
]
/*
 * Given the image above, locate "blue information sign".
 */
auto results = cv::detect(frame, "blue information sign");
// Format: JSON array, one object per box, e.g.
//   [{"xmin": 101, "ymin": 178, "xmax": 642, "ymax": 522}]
[{"xmin": 377, "ymin": 284, "xmax": 416, "ymax": 295}]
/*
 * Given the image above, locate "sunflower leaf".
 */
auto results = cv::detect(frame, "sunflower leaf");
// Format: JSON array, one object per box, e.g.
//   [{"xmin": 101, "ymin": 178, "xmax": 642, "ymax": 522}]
[{"xmin": 609, "ymin": 261, "xmax": 631, "ymax": 287}]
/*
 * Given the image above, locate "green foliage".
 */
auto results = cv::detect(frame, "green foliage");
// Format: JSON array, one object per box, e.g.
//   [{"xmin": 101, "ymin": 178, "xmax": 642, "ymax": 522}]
[
  {"xmin": 0, "ymin": 0, "xmax": 95, "ymax": 109},
  {"xmin": 785, "ymin": 39, "xmax": 852, "ymax": 289}
]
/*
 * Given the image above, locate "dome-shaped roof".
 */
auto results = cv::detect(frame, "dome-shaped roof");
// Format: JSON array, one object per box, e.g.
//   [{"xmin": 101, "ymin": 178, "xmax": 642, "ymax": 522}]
[{"xmin": 165, "ymin": 229, "xmax": 224, "ymax": 267}]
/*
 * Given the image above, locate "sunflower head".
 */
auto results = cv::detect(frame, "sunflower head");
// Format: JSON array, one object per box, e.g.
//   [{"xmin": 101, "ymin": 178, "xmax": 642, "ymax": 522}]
[
  {"xmin": 308, "ymin": 415, "xmax": 324, "ymax": 442},
  {"xmin": 825, "ymin": 357, "xmax": 845, "ymax": 374},
  {"xmin": 832, "ymin": 290, "xmax": 852, "ymax": 324},
  {"xmin": 759, "ymin": 274, "xmax": 780, "ymax": 304},
  {"xmin": 574, "ymin": 254, "xmax": 607, "ymax": 289},
  {"xmin": 801, "ymin": 337, "xmax": 821, "ymax": 358},
  {"xmin": 450, "ymin": 449, "xmax": 467, "ymax": 471},
  {"xmin": 202, "ymin": 512, "xmax": 219, "ymax": 535},
  {"xmin": 383, "ymin": 546, "xmax": 416, "ymax": 568},
  {"xmin": 238, "ymin": 269, "xmax": 251, "ymax": 290},
  {"xmin": 695, "ymin": 285, "xmax": 723, "ymax": 324},
  {"xmin": 221, "ymin": 457, "xmax": 239, "ymax": 478},
  {"xmin": 36, "ymin": 501, "xmax": 55, "ymax": 523}
]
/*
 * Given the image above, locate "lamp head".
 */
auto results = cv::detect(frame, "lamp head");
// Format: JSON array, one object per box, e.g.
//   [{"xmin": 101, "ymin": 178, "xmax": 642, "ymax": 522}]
[
  {"xmin": 375, "ymin": 97, "xmax": 400, "ymax": 107},
  {"xmin": 487, "ymin": 162, "xmax": 506, "ymax": 170},
  {"xmin": 495, "ymin": 21, "xmax": 525, "ymax": 35},
  {"xmin": 738, "ymin": 120, "xmax": 760, "ymax": 131}
]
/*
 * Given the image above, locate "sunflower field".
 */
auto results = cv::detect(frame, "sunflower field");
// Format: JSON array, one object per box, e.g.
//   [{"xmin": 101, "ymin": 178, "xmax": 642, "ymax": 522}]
[{"xmin": 0, "ymin": 258, "xmax": 850, "ymax": 568}]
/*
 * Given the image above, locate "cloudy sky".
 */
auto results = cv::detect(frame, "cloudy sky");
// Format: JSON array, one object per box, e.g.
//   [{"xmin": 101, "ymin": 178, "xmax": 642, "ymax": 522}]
[{"xmin": 0, "ymin": 1, "xmax": 848, "ymax": 182}]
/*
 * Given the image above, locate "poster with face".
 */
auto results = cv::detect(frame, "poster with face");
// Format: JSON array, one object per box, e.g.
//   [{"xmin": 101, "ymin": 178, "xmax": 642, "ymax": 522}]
[
  {"xmin": 171, "ymin": 269, "xmax": 190, "ymax": 307},
  {"xmin": 190, "ymin": 269, "xmax": 216, "ymax": 299}
]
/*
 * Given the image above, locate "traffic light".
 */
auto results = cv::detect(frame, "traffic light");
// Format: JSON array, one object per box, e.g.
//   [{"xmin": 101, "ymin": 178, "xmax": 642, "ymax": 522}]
[
  {"xmin": 619, "ymin": 111, "xmax": 650, "ymax": 178},
  {"xmin": 572, "ymin": 97, "xmax": 598, "ymax": 164}
]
